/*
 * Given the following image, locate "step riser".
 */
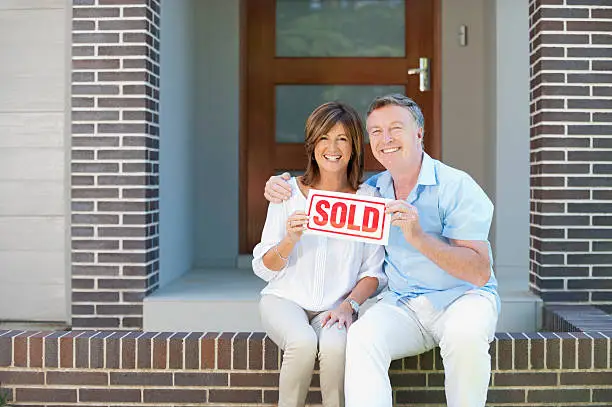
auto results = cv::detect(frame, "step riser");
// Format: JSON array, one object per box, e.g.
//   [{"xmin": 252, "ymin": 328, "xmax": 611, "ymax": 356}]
[{"xmin": 144, "ymin": 297, "xmax": 541, "ymax": 332}]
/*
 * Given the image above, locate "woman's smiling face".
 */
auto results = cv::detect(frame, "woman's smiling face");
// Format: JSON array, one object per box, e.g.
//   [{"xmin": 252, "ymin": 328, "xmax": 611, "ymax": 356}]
[{"xmin": 314, "ymin": 122, "xmax": 352, "ymax": 176}]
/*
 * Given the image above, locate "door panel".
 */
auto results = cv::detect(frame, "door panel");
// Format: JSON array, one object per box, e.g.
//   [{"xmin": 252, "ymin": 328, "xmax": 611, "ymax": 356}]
[
  {"xmin": 276, "ymin": 0, "xmax": 406, "ymax": 57},
  {"xmin": 276, "ymin": 84, "xmax": 406, "ymax": 143},
  {"xmin": 242, "ymin": 0, "xmax": 440, "ymax": 252}
]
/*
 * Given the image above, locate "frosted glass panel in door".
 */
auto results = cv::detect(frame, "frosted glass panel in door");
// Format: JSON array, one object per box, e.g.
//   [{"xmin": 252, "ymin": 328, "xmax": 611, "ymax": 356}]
[
  {"xmin": 275, "ymin": 85, "xmax": 405, "ymax": 143},
  {"xmin": 276, "ymin": 0, "xmax": 406, "ymax": 57}
]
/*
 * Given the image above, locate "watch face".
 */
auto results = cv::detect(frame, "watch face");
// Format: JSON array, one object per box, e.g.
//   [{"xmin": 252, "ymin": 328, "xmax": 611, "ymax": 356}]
[{"xmin": 347, "ymin": 299, "xmax": 359, "ymax": 314}]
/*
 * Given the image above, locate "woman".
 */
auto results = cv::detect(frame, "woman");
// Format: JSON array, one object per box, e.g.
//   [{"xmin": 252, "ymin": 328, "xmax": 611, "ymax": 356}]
[{"xmin": 252, "ymin": 102, "xmax": 387, "ymax": 407}]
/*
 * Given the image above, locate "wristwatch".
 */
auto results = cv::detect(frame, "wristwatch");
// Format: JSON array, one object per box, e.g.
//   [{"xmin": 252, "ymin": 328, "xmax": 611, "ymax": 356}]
[{"xmin": 344, "ymin": 298, "xmax": 360, "ymax": 315}]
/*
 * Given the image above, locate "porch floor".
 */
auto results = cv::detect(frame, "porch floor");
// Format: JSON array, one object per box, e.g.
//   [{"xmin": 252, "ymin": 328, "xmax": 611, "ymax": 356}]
[
  {"xmin": 144, "ymin": 267, "xmax": 266, "ymax": 332},
  {"xmin": 144, "ymin": 268, "xmax": 542, "ymax": 333},
  {"xmin": 0, "ymin": 321, "xmax": 69, "ymax": 331}
]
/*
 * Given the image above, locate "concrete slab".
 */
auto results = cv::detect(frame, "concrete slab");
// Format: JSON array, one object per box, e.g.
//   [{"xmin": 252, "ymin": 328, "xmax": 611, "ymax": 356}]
[{"xmin": 144, "ymin": 269, "xmax": 543, "ymax": 333}]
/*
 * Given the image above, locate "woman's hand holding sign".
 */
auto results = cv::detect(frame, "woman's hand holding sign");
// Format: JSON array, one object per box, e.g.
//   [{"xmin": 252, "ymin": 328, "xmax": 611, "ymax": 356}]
[
  {"xmin": 386, "ymin": 200, "xmax": 423, "ymax": 243},
  {"xmin": 262, "ymin": 210, "xmax": 307, "ymax": 271},
  {"xmin": 286, "ymin": 210, "xmax": 309, "ymax": 243}
]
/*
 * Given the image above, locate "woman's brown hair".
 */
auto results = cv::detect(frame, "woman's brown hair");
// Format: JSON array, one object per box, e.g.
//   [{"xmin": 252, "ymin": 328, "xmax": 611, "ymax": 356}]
[{"xmin": 301, "ymin": 101, "xmax": 364, "ymax": 191}]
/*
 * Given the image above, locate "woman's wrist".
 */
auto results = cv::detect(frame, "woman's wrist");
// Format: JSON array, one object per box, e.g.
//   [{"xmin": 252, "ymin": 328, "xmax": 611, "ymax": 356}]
[
  {"xmin": 282, "ymin": 234, "xmax": 298, "ymax": 247},
  {"xmin": 276, "ymin": 237, "xmax": 295, "ymax": 258},
  {"xmin": 287, "ymin": 230, "xmax": 301, "ymax": 243},
  {"xmin": 272, "ymin": 244, "xmax": 288, "ymax": 264}
]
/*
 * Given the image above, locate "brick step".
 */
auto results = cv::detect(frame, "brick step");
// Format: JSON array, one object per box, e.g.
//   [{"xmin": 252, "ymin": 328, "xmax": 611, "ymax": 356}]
[{"xmin": 1, "ymin": 329, "xmax": 611, "ymax": 406}]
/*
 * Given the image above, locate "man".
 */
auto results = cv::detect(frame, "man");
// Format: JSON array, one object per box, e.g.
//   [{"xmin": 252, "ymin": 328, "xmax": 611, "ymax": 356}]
[{"xmin": 264, "ymin": 94, "xmax": 499, "ymax": 407}]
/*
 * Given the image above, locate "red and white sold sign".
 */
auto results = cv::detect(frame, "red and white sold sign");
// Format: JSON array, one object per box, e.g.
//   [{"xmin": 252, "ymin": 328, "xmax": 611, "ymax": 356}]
[{"xmin": 305, "ymin": 189, "xmax": 390, "ymax": 245}]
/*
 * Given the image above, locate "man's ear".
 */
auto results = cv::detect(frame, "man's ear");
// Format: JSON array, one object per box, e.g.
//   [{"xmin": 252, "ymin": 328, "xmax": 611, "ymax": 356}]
[{"xmin": 417, "ymin": 127, "xmax": 424, "ymax": 140}]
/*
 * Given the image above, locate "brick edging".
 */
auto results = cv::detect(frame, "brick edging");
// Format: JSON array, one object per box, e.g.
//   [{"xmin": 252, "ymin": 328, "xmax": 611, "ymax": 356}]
[
  {"xmin": 1, "ymin": 330, "xmax": 609, "ymax": 372},
  {"xmin": 544, "ymin": 304, "xmax": 612, "ymax": 333},
  {"xmin": 1, "ymin": 330, "xmax": 612, "ymax": 405}
]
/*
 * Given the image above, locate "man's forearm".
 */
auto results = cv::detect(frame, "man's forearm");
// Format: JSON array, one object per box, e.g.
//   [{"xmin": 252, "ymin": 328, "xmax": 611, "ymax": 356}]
[{"xmin": 410, "ymin": 233, "xmax": 490, "ymax": 287}]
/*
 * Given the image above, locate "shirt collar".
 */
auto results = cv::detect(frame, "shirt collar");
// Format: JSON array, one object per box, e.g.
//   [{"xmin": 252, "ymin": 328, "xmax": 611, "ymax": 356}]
[
  {"xmin": 417, "ymin": 152, "xmax": 438, "ymax": 186},
  {"xmin": 375, "ymin": 152, "xmax": 438, "ymax": 199}
]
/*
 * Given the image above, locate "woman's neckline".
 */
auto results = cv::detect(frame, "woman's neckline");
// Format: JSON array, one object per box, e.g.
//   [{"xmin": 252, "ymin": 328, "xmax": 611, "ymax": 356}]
[{"xmin": 295, "ymin": 176, "xmax": 357, "ymax": 199}]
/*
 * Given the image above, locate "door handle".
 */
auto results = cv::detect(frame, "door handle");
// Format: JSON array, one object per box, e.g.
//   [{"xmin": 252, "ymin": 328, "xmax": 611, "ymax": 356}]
[{"xmin": 407, "ymin": 57, "xmax": 430, "ymax": 92}]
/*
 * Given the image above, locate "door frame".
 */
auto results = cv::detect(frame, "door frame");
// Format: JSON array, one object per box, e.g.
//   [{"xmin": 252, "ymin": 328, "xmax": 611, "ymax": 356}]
[{"xmin": 239, "ymin": 0, "xmax": 441, "ymax": 253}]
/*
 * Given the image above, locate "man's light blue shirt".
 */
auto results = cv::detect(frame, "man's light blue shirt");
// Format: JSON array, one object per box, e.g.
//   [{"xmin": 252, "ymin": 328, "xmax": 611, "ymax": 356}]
[{"xmin": 365, "ymin": 153, "xmax": 499, "ymax": 311}]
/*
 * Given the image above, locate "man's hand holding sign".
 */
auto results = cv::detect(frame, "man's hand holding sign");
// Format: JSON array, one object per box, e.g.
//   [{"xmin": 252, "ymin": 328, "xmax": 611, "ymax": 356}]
[
  {"xmin": 386, "ymin": 200, "xmax": 422, "ymax": 243},
  {"xmin": 304, "ymin": 189, "xmax": 391, "ymax": 245}
]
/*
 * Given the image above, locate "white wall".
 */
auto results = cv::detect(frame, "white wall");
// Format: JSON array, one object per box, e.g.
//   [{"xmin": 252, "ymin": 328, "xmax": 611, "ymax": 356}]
[
  {"xmin": 159, "ymin": 0, "xmax": 196, "ymax": 286},
  {"xmin": 0, "ymin": 0, "xmax": 70, "ymax": 322},
  {"xmin": 442, "ymin": 0, "xmax": 530, "ymax": 292},
  {"xmin": 490, "ymin": 0, "xmax": 531, "ymax": 290},
  {"xmin": 193, "ymin": 0, "xmax": 240, "ymax": 268},
  {"xmin": 484, "ymin": 0, "xmax": 498, "ymax": 251},
  {"xmin": 441, "ymin": 0, "xmax": 488, "ymax": 191}
]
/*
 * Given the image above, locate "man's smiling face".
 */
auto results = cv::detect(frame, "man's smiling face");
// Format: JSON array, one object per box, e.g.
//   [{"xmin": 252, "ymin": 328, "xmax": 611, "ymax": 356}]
[{"xmin": 366, "ymin": 104, "xmax": 423, "ymax": 171}]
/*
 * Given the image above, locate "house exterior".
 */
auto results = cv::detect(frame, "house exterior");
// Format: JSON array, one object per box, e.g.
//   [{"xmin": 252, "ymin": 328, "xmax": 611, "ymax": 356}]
[
  {"xmin": 1, "ymin": 0, "xmax": 611, "ymax": 332},
  {"xmin": 0, "ymin": 0, "xmax": 611, "ymax": 405},
  {"xmin": 1, "ymin": 0, "xmax": 610, "ymax": 333}
]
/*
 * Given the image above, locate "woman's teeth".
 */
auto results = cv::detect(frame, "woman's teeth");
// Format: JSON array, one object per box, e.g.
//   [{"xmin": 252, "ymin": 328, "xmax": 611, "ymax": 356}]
[{"xmin": 324, "ymin": 155, "xmax": 341, "ymax": 161}]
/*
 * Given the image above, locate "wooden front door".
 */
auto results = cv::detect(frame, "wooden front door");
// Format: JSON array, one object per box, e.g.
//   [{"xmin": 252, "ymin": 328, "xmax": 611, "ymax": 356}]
[{"xmin": 241, "ymin": 0, "xmax": 440, "ymax": 253}]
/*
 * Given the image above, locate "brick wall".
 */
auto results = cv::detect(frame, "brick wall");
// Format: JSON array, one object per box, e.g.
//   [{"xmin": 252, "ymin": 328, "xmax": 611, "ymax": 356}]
[
  {"xmin": 0, "ymin": 330, "xmax": 611, "ymax": 406},
  {"xmin": 529, "ymin": 0, "xmax": 612, "ymax": 309},
  {"xmin": 71, "ymin": 0, "xmax": 161, "ymax": 329}
]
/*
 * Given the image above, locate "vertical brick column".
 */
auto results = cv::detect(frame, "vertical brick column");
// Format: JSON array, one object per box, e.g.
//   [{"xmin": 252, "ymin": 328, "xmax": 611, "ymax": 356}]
[
  {"xmin": 530, "ymin": 0, "xmax": 612, "ymax": 308},
  {"xmin": 71, "ymin": 0, "xmax": 160, "ymax": 329}
]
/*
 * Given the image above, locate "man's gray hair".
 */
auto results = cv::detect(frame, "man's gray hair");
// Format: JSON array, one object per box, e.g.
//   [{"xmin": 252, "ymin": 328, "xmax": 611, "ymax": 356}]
[{"xmin": 366, "ymin": 94, "xmax": 425, "ymax": 132}]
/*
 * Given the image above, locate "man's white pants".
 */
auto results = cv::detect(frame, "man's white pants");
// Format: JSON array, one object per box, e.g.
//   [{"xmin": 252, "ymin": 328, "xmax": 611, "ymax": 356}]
[{"xmin": 345, "ymin": 292, "xmax": 497, "ymax": 407}]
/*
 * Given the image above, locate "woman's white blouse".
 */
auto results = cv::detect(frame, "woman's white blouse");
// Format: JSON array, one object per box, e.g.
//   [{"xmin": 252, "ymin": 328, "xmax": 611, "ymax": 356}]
[{"xmin": 252, "ymin": 177, "xmax": 387, "ymax": 312}]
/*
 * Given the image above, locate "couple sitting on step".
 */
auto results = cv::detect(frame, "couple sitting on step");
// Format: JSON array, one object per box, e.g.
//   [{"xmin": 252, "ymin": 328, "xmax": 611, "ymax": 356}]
[{"xmin": 252, "ymin": 94, "xmax": 499, "ymax": 407}]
